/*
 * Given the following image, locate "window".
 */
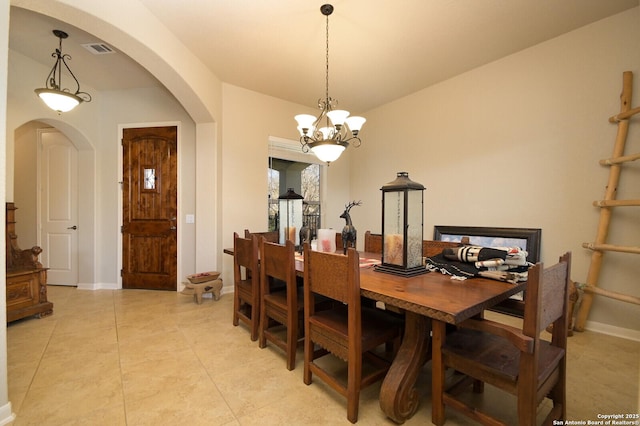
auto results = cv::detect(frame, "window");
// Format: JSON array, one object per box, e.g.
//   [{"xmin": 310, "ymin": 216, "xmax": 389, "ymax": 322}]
[{"xmin": 268, "ymin": 158, "xmax": 321, "ymax": 237}]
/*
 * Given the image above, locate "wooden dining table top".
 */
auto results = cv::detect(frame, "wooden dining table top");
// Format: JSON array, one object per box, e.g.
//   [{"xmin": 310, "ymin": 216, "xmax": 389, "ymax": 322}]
[{"xmin": 225, "ymin": 247, "xmax": 526, "ymax": 326}]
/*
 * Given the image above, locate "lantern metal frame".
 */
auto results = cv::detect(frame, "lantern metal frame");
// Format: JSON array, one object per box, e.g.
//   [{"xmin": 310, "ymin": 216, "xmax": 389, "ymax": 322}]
[
  {"xmin": 375, "ymin": 172, "xmax": 427, "ymax": 277},
  {"xmin": 278, "ymin": 188, "xmax": 304, "ymax": 247}
]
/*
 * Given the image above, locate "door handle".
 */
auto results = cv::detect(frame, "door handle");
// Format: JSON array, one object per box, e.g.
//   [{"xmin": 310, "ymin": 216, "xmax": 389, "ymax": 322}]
[
  {"xmin": 67, "ymin": 225, "xmax": 78, "ymax": 230},
  {"xmin": 170, "ymin": 226, "xmax": 177, "ymax": 230}
]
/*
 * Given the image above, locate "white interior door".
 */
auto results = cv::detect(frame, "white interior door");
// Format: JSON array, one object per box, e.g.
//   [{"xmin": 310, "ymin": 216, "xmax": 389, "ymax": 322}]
[{"xmin": 40, "ymin": 130, "xmax": 79, "ymax": 286}]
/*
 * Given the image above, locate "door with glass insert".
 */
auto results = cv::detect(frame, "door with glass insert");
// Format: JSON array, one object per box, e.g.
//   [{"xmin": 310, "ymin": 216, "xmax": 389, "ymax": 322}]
[{"xmin": 122, "ymin": 126, "xmax": 177, "ymax": 290}]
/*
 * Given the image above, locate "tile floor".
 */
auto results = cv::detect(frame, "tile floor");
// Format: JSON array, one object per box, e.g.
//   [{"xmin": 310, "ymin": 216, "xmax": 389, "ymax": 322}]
[{"xmin": 6, "ymin": 285, "xmax": 640, "ymax": 425}]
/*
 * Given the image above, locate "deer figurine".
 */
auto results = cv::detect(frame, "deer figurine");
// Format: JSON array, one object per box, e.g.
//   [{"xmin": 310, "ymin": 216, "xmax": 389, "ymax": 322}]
[{"xmin": 340, "ymin": 201, "xmax": 362, "ymax": 254}]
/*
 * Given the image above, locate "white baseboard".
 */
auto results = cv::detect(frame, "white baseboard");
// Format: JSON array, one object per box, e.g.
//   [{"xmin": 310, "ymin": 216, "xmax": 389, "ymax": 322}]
[
  {"xmin": 0, "ymin": 401, "xmax": 16, "ymax": 426},
  {"xmin": 584, "ymin": 320, "xmax": 640, "ymax": 342},
  {"xmin": 76, "ymin": 282, "xmax": 120, "ymax": 290}
]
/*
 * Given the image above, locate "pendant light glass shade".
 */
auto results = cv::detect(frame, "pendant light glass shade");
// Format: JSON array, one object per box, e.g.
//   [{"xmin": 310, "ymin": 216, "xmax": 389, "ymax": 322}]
[
  {"xmin": 310, "ymin": 142, "xmax": 346, "ymax": 163},
  {"xmin": 35, "ymin": 89, "xmax": 82, "ymax": 113}
]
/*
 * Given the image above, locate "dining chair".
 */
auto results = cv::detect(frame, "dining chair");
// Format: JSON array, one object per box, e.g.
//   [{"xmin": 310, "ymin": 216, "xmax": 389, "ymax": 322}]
[
  {"xmin": 433, "ymin": 252, "xmax": 572, "ymax": 426},
  {"xmin": 335, "ymin": 232, "xmax": 344, "ymax": 252},
  {"xmin": 364, "ymin": 231, "xmax": 382, "ymax": 253},
  {"xmin": 302, "ymin": 244, "xmax": 403, "ymax": 423},
  {"xmin": 258, "ymin": 238, "xmax": 302, "ymax": 370},
  {"xmin": 244, "ymin": 229, "xmax": 279, "ymax": 243},
  {"xmin": 232, "ymin": 232, "xmax": 260, "ymax": 341},
  {"xmin": 363, "ymin": 233, "xmax": 462, "ymax": 257},
  {"xmin": 423, "ymin": 239, "xmax": 465, "ymax": 258}
]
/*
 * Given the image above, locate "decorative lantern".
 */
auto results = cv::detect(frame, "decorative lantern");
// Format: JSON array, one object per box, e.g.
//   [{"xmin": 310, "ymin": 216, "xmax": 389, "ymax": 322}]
[
  {"xmin": 278, "ymin": 188, "xmax": 304, "ymax": 246},
  {"xmin": 376, "ymin": 172, "xmax": 426, "ymax": 276}
]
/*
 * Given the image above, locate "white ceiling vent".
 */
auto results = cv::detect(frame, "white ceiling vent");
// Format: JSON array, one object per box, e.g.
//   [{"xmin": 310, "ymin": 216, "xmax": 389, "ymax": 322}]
[{"xmin": 81, "ymin": 43, "xmax": 115, "ymax": 55}]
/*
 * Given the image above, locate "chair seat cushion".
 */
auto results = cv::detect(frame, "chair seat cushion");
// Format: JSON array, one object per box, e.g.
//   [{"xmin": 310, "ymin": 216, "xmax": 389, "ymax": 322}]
[{"xmin": 443, "ymin": 328, "xmax": 565, "ymax": 384}]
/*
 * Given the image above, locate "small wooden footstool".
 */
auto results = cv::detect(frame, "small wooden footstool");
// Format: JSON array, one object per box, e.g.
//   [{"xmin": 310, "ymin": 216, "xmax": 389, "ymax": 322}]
[{"xmin": 182, "ymin": 272, "xmax": 222, "ymax": 304}]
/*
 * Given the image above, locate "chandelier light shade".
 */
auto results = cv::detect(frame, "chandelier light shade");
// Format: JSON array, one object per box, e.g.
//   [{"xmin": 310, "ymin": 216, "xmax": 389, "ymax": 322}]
[
  {"xmin": 35, "ymin": 30, "xmax": 92, "ymax": 113},
  {"xmin": 295, "ymin": 4, "xmax": 366, "ymax": 165}
]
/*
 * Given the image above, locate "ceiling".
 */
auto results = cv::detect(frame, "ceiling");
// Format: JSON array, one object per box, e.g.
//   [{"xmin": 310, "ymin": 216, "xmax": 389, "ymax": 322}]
[{"xmin": 8, "ymin": 0, "xmax": 639, "ymax": 113}]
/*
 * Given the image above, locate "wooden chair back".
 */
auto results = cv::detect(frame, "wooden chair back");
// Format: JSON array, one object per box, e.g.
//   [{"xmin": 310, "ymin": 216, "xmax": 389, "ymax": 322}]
[
  {"xmin": 260, "ymin": 239, "xmax": 295, "ymax": 285},
  {"xmin": 232, "ymin": 232, "xmax": 260, "ymax": 341},
  {"xmin": 244, "ymin": 229, "xmax": 279, "ymax": 243},
  {"xmin": 302, "ymin": 244, "xmax": 402, "ymax": 423},
  {"xmin": 259, "ymin": 238, "xmax": 300, "ymax": 370},
  {"xmin": 434, "ymin": 252, "xmax": 572, "ymax": 426},
  {"xmin": 335, "ymin": 232, "xmax": 344, "ymax": 252},
  {"xmin": 364, "ymin": 231, "xmax": 382, "ymax": 254},
  {"xmin": 304, "ymin": 244, "xmax": 357, "ymax": 306},
  {"xmin": 234, "ymin": 232, "xmax": 258, "ymax": 276},
  {"xmin": 364, "ymin": 232, "xmax": 465, "ymax": 257},
  {"xmin": 525, "ymin": 252, "xmax": 571, "ymax": 339},
  {"xmin": 423, "ymin": 239, "xmax": 464, "ymax": 258}
]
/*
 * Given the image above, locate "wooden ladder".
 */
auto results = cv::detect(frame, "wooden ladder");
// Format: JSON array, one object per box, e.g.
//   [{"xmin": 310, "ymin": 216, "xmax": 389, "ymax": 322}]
[{"xmin": 574, "ymin": 71, "xmax": 640, "ymax": 331}]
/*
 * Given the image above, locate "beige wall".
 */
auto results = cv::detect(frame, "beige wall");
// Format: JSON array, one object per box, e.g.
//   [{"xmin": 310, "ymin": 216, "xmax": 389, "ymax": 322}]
[
  {"xmin": 352, "ymin": 8, "xmax": 640, "ymax": 336},
  {"xmin": 12, "ymin": 121, "xmax": 43, "ymax": 246},
  {"xmin": 220, "ymin": 84, "xmax": 352, "ymax": 288},
  {"xmin": 2, "ymin": 0, "xmax": 637, "ymax": 380},
  {"xmin": 2, "ymin": 2, "xmax": 639, "ymax": 422},
  {"xmin": 7, "ymin": 49, "xmax": 198, "ymax": 288},
  {"xmin": 102, "ymin": 87, "xmax": 198, "ymax": 287},
  {"xmin": 1, "ymin": 0, "xmax": 11, "ymax": 421}
]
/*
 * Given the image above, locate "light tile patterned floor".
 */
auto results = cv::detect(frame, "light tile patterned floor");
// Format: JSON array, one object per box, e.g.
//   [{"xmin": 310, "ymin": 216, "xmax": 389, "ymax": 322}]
[{"xmin": 6, "ymin": 285, "xmax": 639, "ymax": 425}]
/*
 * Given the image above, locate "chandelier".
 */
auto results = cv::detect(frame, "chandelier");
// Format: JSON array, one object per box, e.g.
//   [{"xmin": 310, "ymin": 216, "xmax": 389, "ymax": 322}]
[
  {"xmin": 35, "ymin": 30, "xmax": 92, "ymax": 113},
  {"xmin": 295, "ymin": 4, "xmax": 366, "ymax": 165}
]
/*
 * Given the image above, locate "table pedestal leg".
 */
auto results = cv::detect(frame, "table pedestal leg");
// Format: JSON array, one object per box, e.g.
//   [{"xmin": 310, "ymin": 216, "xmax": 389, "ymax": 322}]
[{"xmin": 379, "ymin": 311, "xmax": 431, "ymax": 424}]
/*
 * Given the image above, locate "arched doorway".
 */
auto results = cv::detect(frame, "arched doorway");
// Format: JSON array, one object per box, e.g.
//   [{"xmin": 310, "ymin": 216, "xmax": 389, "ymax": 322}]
[{"xmin": 13, "ymin": 120, "xmax": 96, "ymax": 288}]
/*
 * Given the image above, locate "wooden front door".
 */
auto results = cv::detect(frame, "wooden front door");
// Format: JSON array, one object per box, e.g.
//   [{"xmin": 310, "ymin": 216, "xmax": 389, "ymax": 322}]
[{"xmin": 122, "ymin": 126, "xmax": 177, "ymax": 290}]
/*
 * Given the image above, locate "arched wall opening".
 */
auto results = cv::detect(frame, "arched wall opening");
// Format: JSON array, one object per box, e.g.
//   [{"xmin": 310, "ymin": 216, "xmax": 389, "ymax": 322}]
[{"xmin": 13, "ymin": 118, "xmax": 96, "ymax": 286}]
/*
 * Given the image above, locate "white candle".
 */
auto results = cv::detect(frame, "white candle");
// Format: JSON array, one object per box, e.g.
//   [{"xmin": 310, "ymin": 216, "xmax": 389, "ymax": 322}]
[{"xmin": 384, "ymin": 234, "xmax": 404, "ymax": 265}]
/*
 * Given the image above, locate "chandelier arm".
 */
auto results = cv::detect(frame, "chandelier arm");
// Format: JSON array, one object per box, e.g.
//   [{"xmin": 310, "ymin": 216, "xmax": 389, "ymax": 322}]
[
  {"xmin": 54, "ymin": 52, "xmax": 92, "ymax": 102},
  {"xmin": 59, "ymin": 53, "xmax": 83, "ymax": 95},
  {"xmin": 300, "ymin": 138, "xmax": 311, "ymax": 153},
  {"xmin": 44, "ymin": 52, "xmax": 61, "ymax": 89},
  {"xmin": 76, "ymin": 91, "xmax": 92, "ymax": 102},
  {"xmin": 56, "ymin": 35, "xmax": 64, "ymax": 91},
  {"xmin": 348, "ymin": 136, "xmax": 362, "ymax": 148}
]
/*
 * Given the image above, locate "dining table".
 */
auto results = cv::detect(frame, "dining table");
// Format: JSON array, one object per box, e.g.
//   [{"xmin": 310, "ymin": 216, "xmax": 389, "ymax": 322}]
[{"xmin": 224, "ymin": 247, "xmax": 526, "ymax": 424}]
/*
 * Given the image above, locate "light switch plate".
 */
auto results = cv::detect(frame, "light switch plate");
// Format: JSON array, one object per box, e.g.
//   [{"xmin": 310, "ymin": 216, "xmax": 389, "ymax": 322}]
[{"xmin": 186, "ymin": 214, "xmax": 195, "ymax": 224}]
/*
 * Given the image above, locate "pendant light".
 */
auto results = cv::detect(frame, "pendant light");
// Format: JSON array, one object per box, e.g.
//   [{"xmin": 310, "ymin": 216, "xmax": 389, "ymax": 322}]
[
  {"xmin": 295, "ymin": 4, "xmax": 366, "ymax": 165},
  {"xmin": 35, "ymin": 30, "xmax": 92, "ymax": 113}
]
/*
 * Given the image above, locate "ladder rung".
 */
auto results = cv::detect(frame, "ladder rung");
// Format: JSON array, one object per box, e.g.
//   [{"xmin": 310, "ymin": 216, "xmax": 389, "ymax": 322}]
[
  {"xmin": 583, "ymin": 285, "xmax": 640, "ymax": 306},
  {"xmin": 593, "ymin": 199, "xmax": 640, "ymax": 207},
  {"xmin": 582, "ymin": 242, "xmax": 640, "ymax": 254},
  {"xmin": 609, "ymin": 105, "xmax": 640, "ymax": 122},
  {"xmin": 599, "ymin": 152, "xmax": 640, "ymax": 165}
]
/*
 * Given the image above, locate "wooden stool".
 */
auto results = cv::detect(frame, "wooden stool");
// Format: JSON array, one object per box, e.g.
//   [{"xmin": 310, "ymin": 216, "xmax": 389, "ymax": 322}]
[
  {"xmin": 182, "ymin": 271, "xmax": 223, "ymax": 304},
  {"xmin": 182, "ymin": 279, "xmax": 222, "ymax": 304}
]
